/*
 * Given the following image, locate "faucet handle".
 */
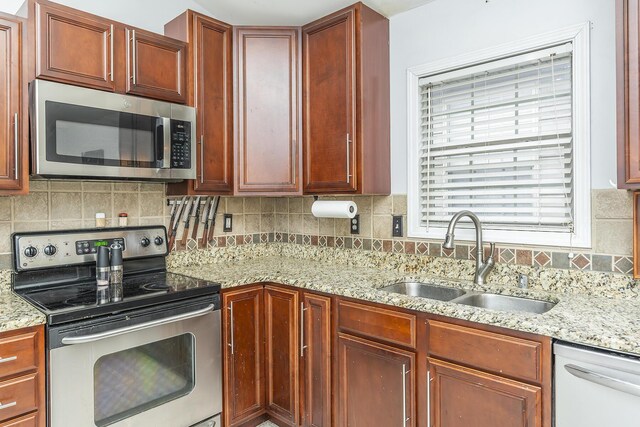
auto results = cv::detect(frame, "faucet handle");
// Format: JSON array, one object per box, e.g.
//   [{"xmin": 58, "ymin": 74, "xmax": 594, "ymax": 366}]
[{"xmin": 486, "ymin": 242, "xmax": 496, "ymax": 262}]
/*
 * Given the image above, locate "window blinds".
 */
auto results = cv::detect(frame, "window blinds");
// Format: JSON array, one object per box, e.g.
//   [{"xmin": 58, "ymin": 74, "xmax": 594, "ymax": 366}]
[{"xmin": 418, "ymin": 44, "xmax": 574, "ymax": 232}]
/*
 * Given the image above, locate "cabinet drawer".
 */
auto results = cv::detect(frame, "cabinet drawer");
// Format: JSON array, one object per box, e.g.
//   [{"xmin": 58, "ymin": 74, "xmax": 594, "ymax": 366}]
[
  {"xmin": 0, "ymin": 332, "xmax": 38, "ymax": 379},
  {"xmin": 0, "ymin": 374, "xmax": 38, "ymax": 423},
  {"xmin": 338, "ymin": 300, "xmax": 416, "ymax": 348},
  {"xmin": 428, "ymin": 321, "xmax": 542, "ymax": 383},
  {"xmin": 0, "ymin": 412, "xmax": 38, "ymax": 427}
]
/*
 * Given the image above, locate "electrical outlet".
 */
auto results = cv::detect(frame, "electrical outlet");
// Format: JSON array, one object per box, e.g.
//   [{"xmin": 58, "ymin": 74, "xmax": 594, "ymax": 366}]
[
  {"xmin": 223, "ymin": 214, "xmax": 233, "ymax": 232},
  {"xmin": 392, "ymin": 216, "xmax": 403, "ymax": 237},
  {"xmin": 350, "ymin": 215, "xmax": 360, "ymax": 235}
]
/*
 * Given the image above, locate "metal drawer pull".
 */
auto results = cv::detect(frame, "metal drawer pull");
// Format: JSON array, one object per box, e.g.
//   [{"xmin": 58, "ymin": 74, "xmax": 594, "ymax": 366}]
[
  {"xmin": 346, "ymin": 133, "xmax": 351, "ymax": 184},
  {"xmin": 131, "ymin": 29, "xmax": 137, "ymax": 85},
  {"xmin": 109, "ymin": 24, "xmax": 114, "ymax": 82},
  {"xmin": 61, "ymin": 304, "xmax": 214, "ymax": 345},
  {"xmin": 565, "ymin": 363, "xmax": 640, "ymax": 398},
  {"xmin": 228, "ymin": 302, "xmax": 234, "ymax": 355},
  {"xmin": 427, "ymin": 370, "xmax": 431, "ymax": 427},
  {"xmin": 0, "ymin": 401, "xmax": 16, "ymax": 410},
  {"xmin": 0, "ymin": 356, "xmax": 17, "ymax": 364},
  {"xmin": 300, "ymin": 302, "xmax": 308, "ymax": 357},
  {"xmin": 402, "ymin": 364, "xmax": 408, "ymax": 426},
  {"xmin": 200, "ymin": 135, "xmax": 204, "ymax": 184},
  {"xmin": 14, "ymin": 113, "xmax": 18, "ymax": 179}
]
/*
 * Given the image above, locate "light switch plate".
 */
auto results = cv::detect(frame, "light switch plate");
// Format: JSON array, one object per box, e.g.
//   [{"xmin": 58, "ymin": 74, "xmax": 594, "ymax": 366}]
[
  {"xmin": 223, "ymin": 214, "xmax": 233, "ymax": 232},
  {"xmin": 392, "ymin": 216, "xmax": 403, "ymax": 237}
]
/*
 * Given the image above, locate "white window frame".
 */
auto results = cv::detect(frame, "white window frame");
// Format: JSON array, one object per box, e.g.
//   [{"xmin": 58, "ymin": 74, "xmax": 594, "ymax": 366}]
[{"xmin": 406, "ymin": 23, "xmax": 591, "ymax": 248}]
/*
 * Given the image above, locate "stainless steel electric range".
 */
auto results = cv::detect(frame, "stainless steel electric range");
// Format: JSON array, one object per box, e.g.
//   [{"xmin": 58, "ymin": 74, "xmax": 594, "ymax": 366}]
[{"xmin": 11, "ymin": 226, "xmax": 221, "ymax": 427}]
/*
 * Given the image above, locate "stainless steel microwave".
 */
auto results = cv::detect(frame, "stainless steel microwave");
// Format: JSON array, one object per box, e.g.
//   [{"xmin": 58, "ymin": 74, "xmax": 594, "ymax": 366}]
[{"xmin": 30, "ymin": 80, "xmax": 196, "ymax": 181}]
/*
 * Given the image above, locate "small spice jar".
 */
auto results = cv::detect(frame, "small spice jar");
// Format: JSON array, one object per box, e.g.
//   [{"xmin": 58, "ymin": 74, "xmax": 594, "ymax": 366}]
[
  {"xmin": 95, "ymin": 212, "xmax": 106, "ymax": 228},
  {"xmin": 118, "ymin": 212, "xmax": 128, "ymax": 227}
]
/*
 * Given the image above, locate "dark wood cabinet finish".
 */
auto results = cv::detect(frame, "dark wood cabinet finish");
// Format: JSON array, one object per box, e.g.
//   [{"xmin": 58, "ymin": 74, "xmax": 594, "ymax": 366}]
[
  {"xmin": 264, "ymin": 286, "xmax": 299, "ymax": 426},
  {"xmin": 235, "ymin": 27, "xmax": 301, "ymax": 195},
  {"xmin": 222, "ymin": 286, "xmax": 266, "ymax": 427},
  {"xmin": 428, "ymin": 357, "xmax": 542, "ymax": 427},
  {"xmin": 165, "ymin": 11, "xmax": 234, "ymax": 195},
  {"xmin": 0, "ymin": 13, "xmax": 27, "ymax": 194},
  {"xmin": 337, "ymin": 333, "xmax": 415, "ymax": 427},
  {"xmin": 300, "ymin": 293, "xmax": 331, "ymax": 427},
  {"xmin": 125, "ymin": 27, "xmax": 186, "ymax": 103},
  {"xmin": 33, "ymin": 1, "xmax": 116, "ymax": 91},
  {"xmin": 302, "ymin": 3, "xmax": 390, "ymax": 195}
]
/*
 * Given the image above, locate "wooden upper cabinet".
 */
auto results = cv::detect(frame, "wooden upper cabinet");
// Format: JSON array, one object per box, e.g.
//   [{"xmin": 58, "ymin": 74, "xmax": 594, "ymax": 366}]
[
  {"xmin": 166, "ymin": 11, "xmax": 234, "ymax": 195},
  {"xmin": 302, "ymin": 3, "xmax": 390, "ymax": 195},
  {"xmin": 428, "ymin": 358, "xmax": 542, "ymax": 427},
  {"xmin": 235, "ymin": 27, "xmax": 301, "ymax": 195},
  {"xmin": 125, "ymin": 27, "xmax": 186, "ymax": 103},
  {"xmin": 33, "ymin": 1, "xmax": 116, "ymax": 91},
  {"xmin": 0, "ymin": 13, "xmax": 28, "ymax": 194},
  {"xmin": 617, "ymin": 0, "xmax": 640, "ymax": 188}
]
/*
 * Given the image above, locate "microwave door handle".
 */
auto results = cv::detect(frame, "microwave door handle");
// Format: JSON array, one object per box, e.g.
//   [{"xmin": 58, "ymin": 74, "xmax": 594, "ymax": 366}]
[
  {"xmin": 161, "ymin": 117, "xmax": 171, "ymax": 169},
  {"xmin": 60, "ymin": 304, "xmax": 215, "ymax": 345}
]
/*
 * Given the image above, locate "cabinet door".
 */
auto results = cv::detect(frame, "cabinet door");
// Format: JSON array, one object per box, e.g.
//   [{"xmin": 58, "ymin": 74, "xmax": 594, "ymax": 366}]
[
  {"xmin": 125, "ymin": 27, "xmax": 186, "ymax": 103},
  {"xmin": 0, "ymin": 15, "xmax": 26, "ymax": 193},
  {"xmin": 236, "ymin": 27, "xmax": 301, "ymax": 195},
  {"xmin": 428, "ymin": 358, "xmax": 542, "ymax": 427},
  {"xmin": 303, "ymin": 8, "xmax": 357, "ymax": 193},
  {"xmin": 223, "ymin": 286, "xmax": 265, "ymax": 427},
  {"xmin": 337, "ymin": 333, "xmax": 415, "ymax": 427},
  {"xmin": 264, "ymin": 286, "xmax": 299, "ymax": 426},
  {"xmin": 34, "ymin": 2, "xmax": 115, "ymax": 91},
  {"xmin": 301, "ymin": 293, "xmax": 331, "ymax": 427}
]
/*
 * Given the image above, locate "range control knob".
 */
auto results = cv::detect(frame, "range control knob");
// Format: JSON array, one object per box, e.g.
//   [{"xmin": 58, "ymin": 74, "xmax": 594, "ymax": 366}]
[
  {"xmin": 140, "ymin": 237, "xmax": 151, "ymax": 248},
  {"xmin": 23, "ymin": 246, "xmax": 37, "ymax": 258},
  {"xmin": 154, "ymin": 236, "xmax": 164, "ymax": 246},
  {"xmin": 44, "ymin": 245, "xmax": 57, "ymax": 256}
]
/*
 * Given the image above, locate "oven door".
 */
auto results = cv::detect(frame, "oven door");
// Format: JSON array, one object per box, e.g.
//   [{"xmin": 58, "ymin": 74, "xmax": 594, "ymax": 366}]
[{"xmin": 48, "ymin": 298, "xmax": 221, "ymax": 427}]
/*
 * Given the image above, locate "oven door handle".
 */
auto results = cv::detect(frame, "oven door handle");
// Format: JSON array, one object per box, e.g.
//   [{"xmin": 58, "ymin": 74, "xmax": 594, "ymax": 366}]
[{"xmin": 60, "ymin": 304, "xmax": 216, "ymax": 345}]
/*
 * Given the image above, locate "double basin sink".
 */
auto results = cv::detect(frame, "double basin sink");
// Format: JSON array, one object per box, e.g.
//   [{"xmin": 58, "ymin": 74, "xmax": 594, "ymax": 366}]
[{"xmin": 382, "ymin": 281, "xmax": 556, "ymax": 314}]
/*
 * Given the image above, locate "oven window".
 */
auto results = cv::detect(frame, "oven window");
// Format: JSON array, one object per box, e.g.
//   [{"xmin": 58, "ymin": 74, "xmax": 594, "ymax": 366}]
[
  {"xmin": 46, "ymin": 101, "xmax": 164, "ymax": 168},
  {"xmin": 93, "ymin": 333, "xmax": 195, "ymax": 426}
]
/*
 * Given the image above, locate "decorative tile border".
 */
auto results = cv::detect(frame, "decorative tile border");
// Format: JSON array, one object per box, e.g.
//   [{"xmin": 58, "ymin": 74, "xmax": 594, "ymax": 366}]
[{"xmin": 170, "ymin": 232, "xmax": 634, "ymax": 275}]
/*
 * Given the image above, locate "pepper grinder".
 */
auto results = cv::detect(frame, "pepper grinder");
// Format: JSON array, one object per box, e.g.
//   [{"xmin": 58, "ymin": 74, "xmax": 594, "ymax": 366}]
[
  {"xmin": 110, "ymin": 243, "xmax": 123, "ymax": 286},
  {"xmin": 96, "ymin": 246, "xmax": 110, "ymax": 287}
]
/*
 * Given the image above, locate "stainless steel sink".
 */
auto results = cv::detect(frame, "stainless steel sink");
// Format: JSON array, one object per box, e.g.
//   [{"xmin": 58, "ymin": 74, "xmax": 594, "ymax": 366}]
[
  {"xmin": 451, "ymin": 293, "xmax": 556, "ymax": 314},
  {"xmin": 382, "ymin": 281, "xmax": 466, "ymax": 302}
]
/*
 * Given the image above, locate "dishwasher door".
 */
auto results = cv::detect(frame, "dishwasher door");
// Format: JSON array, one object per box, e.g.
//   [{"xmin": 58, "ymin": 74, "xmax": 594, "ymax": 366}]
[{"xmin": 554, "ymin": 342, "xmax": 640, "ymax": 427}]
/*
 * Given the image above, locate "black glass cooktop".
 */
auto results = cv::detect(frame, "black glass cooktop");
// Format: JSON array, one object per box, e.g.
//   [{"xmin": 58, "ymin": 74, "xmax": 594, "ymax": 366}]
[{"xmin": 16, "ymin": 272, "xmax": 220, "ymax": 325}]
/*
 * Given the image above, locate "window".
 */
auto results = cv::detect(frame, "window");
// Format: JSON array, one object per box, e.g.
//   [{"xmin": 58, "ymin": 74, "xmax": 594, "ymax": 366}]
[{"xmin": 407, "ymin": 24, "xmax": 590, "ymax": 247}]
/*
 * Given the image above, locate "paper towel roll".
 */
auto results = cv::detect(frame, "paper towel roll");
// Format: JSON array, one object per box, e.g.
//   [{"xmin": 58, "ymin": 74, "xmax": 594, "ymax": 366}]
[{"xmin": 311, "ymin": 200, "xmax": 358, "ymax": 219}]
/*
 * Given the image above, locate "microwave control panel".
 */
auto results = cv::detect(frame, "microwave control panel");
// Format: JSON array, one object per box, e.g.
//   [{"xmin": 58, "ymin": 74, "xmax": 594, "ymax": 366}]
[{"xmin": 170, "ymin": 120, "xmax": 192, "ymax": 169}]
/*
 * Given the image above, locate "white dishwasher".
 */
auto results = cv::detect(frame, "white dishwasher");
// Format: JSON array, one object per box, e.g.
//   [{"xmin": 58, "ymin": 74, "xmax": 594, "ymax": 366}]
[{"xmin": 554, "ymin": 342, "xmax": 640, "ymax": 427}]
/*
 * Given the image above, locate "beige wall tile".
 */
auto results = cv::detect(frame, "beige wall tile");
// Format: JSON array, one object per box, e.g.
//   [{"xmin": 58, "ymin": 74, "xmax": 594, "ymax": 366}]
[
  {"xmin": 373, "ymin": 215, "xmax": 393, "ymax": 239},
  {"xmin": 359, "ymin": 213, "xmax": 372, "ymax": 238},
  {"xmin": 245, "ymin": 214, "xmax": 261, "ymax": 233},
  {"xmin": 14, "ymin": 221, "xmax": 48, "ymax": 232},
  {"xmin": 289, "ymin": 198, "xmax": 303, "ymax": 213},
  {"xmin": 393, "ymin": 195, "xmax": 407, "ymax": 215},
  {"xmin": 275, "ymin": 214, "xmax": 289, "ymax": 233},
  {"xmin": 83, "ymin": 193, "xmax": 113, "ymax": 222},
  {"xmin": 275, "ymin": 198, "xmax": 288, "ymax": 213},
  {"xmin": 50, "ymin": 181, "xmax": 81, "ymax": 192},
  {"xmin": 229, "ymin": 214, "xmax": 244, "ymax": 235},
  {"xmin": 593, "ymin": 189, "xmax": 633, "ymax": 219},
  {"xmin": 261, "ymin": 214, "xmax": 274, "ymax": 232},
  {"xmin": 261, "ymin": 198, "xmax": 276, "ymax": 213},
  {"xmin": 140, "ymin": 183, "xmax": 165, "ymax": 193},
  {"xmin": 29, "ymin": 180, "xmax": 48, "ymax": 192},
  {"xmin": 335, "ymin": 218, "xmax": 351, "ymax": 237},
  {"xmin": 51, "ymin": 192, "xmax": 82, "ymax": 220},
  {"xmin": 51, "ymin": 220, "xmax": 83, "ymax": 230},
  {"xmin": 354, "ymin": 196, "xmax": 372, "ymax": 214},
  {"xmin": 0, "ymin": 223, "xmax": 11, "ymax": 253},
  {"xmin": 244, "ymin": 197, "xmax": 261, "ymax": 214},
  {"xmin": 113, "ymin": 183, "xmax": 139, "ymax": 192},
  {"xmin": 14, "ymin": 193, "xmax": 48, "ymax": 221},
  {"xmin": 303, "ymin": 196, "xmax": 315, "ymax": 213},
  {"xmin": 319, "ymin": 218, "xmax": 335, "ymax": 236},
  {"xmin": 139, "ymin": 217, "xmax": 165, "ymax": 226},
  {"xmin": 140, "ymin": 193, "xmax": 165, "ymax": 217},
  {"xmin": 594, "ymin": 219, "xmax": 633, "ymax": 255},
  {"xmin": 0, "ymin": 198, "xmax": 11, "ymax": 221},
  {"xmin": 373, "ymin": 196, "xmax": 393, "ymax": 214},
  {"xmin": 303, "ymin": 214, "xmax": 319, "ymax": 235},
  {"xmin": 289, "ymin": 214, "xmax": 303, "ymax": 234},
  {"xmin": 82, "ymin": 182, "xmax": 112, "ymax": 192},
  {"xmin": 114, "ymin": 193, "xmax": 140, "ymax": 218}
]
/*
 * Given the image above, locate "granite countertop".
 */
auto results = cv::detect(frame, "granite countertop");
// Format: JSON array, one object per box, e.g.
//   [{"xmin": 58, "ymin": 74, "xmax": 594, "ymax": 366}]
[
  {"xmin": 0, "ymin": 271, "xmax": 47, "ymax": 332},
  {"xmin": 169, "ymin": 251, "xmax": 640, "ymax": 356}
]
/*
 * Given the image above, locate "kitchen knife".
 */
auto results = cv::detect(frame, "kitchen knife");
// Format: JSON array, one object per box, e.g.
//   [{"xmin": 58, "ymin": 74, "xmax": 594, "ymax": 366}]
[
  {"xmin": 168, "ymin": 196, "xmax": 188, "ymax": 250},
  {"xmin": 199, "ymin": 197, "xmax": 214, "ymax": 248},
  {"xmin": 207, "ymin": 196, "xmax": 221, "ymax": 243},
  {"xmin": 181, "ymin": 196, "xmax": 198, "ymax": 247},
  {"xmin": 191, "ymin": 196, "xmax": 206, "ymax": 240},
  {"xmin": 167, "ymin": 196, "xmax": 186, "ymax": 240}
]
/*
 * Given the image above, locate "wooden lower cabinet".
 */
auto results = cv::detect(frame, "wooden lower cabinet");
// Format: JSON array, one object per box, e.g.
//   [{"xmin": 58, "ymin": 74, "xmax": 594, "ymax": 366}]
[
  {"xmin": 427, "ymin": 357, "xmax": 542, "ymax": 427},
  {"xmin": 223, "ymin": 286, "xmax": 266, "ymax": 427},
  {"xmin": 337, "ymin": 333, "xmax": 415, "ymax": 427}
]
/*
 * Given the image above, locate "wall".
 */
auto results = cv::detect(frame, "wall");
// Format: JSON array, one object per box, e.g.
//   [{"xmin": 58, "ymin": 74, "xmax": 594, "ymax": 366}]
[{"xmin": 389, "ymin": 0, "xmax": 617, "ymax": 193}]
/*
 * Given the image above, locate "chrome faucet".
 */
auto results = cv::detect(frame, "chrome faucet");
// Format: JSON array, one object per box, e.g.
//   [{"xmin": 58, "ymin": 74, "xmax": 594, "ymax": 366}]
[{"xmin": 442, "ymin": 210, "xmax": 495, "ymax": 285}]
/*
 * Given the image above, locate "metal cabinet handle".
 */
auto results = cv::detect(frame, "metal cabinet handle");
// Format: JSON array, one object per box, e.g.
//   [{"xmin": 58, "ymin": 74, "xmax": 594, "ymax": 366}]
[
  {"xmin": 61, "ymin": 304, "xmax": 214, "ymax": 345},
  {"xmin": 131, "ymin": 29, "xmax": 137, "ymax": 85},
  {"xmin": 109, "ymin": 24, "xmax": 114, "ymax": 82},
  {"xmin": 346, "ymin": 133, "xmax": 352, "ymax": 184},
  {"xmin": 228, "ymin": 302, "xmax": 234, "ymax": 355},
  {"xmin": 0, "ymin": 356, "xmax": 17, "ymax": 364},
  {"xmin": 565, "ymin": 363, "xmax": 640, "ymax": 398},
  {"xmin": 300, "ymin": 302, "xmax": 308, "ymax": 357},
  {"xmin": 0, "ymin": 401, "xmax": 16, "ymax": 410},
  {"xmin": 13, "ymin": 113, "xmax": 18, "ymax": 179},
  {"xmin": 427, "ymin": 370, "xmax": 431, "ymax": 427},
  {"xmin": 402, "ymin": 364, "xmax": 408, "ymax": 426},
  {"xmin": 200, "ymin": 135, "xmax": 204, "ymax": 184}
]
